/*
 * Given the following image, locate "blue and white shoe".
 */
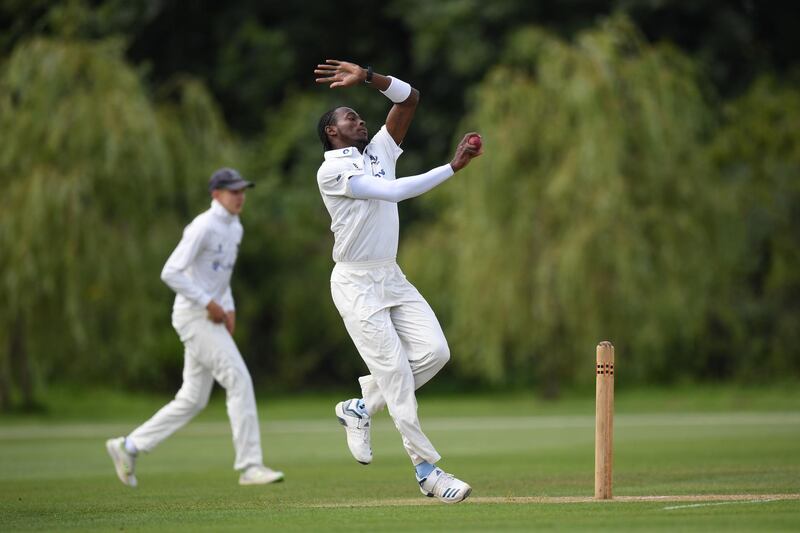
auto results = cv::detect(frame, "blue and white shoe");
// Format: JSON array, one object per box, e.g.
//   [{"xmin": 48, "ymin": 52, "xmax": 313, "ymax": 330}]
[
  {"xmin": 335, "ymin": 399, "xmax": 372, "ymax": 464},
  {"xmin": 418, "ymin": 468, "xmax": 472, "ymax": 504}
]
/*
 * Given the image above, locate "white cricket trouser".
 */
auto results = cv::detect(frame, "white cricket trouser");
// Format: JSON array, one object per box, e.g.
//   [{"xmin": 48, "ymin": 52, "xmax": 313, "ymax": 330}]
[
  {"xmin": 128, "ymin": 311, "xmax": 263, "ymax": 471},
  {"xmin": 331, "ymin": 258, "xmax": 450, "ymax": 465}
]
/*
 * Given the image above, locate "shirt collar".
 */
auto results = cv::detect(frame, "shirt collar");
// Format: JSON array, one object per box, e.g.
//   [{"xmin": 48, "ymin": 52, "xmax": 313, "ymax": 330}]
[
  {"xmin": 324, "ymin": 146, "xmax": 362, "ymax": 160},
  {"xmin": 210, "ymin": 199, "xmax": 237, "ymax": 223}
]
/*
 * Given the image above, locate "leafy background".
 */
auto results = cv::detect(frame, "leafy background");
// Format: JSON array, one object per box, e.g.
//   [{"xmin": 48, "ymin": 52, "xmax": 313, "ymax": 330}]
[{"xmin": 1, "ymin": 0, "xmax": 798, "ymax": 408}]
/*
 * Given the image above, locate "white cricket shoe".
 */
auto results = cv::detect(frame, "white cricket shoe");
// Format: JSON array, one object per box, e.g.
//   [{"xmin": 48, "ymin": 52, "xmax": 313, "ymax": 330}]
[
  {"xmin": 238, "ymin": 465, "xmax": 285, "ymax": 485},
  {"xmin": 106, "ymin": 437, "xmax": 137, "ymax": 488},
  {"xmin": 418, "ymin": 468, "xmax": 472, "ymax": 504},
  {"xmin": 334, "ymin": 399, "xmax": 372, "ymax": 464}
]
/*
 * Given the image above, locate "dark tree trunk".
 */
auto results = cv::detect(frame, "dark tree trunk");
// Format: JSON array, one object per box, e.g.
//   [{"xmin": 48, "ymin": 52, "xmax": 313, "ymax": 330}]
[
  {"xmin": 0, "ymin": 348, "xmax": 11, "ymax": 411},
  {"xmin": 10, "ymin": 313, "xmax": 38, "ymax": 411}
]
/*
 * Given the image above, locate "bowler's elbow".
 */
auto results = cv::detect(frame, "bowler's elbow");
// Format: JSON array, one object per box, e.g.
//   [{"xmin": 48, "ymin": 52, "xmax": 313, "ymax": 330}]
[{"xmin": 405, "ymin": 87, "xmax": 420, "ymax": 108}]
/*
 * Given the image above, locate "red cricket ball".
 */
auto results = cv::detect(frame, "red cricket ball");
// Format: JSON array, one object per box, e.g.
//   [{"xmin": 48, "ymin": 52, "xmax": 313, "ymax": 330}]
[{"xmin": 467, "ymin": 134, "xmax": 482, "ymax": 150}]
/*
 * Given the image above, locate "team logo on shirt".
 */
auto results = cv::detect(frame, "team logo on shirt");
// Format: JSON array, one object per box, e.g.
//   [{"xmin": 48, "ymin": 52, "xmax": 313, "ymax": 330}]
[
  {"xmin": 368, "ymin": 154, "xmax": 386, "ymax": 178},
  {"xmin": 212, "ymin": 242, "xmax": 234, "ymax": 271},
  {"xmin": 212, "ymin": 260, "xmax": 235, "ymax": 272}
]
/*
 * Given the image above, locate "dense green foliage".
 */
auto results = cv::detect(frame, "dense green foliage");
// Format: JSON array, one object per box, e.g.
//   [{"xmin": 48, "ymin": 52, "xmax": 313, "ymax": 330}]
[
  {"xmin": 404, "ymin": 19, "xmax": 730, "ymax": 391},
  {"xmin": 0, "ymin": 34, "xmax": 242, "ymax": 405},
  {"xmin": 1, "ymin": 1, "xmax": 798, "ymax": 407}
]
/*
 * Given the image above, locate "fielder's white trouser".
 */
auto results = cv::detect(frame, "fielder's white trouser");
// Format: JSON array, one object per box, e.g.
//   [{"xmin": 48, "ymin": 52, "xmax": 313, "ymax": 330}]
[
  {"xmin": 331, "ymin": 258, "xmax": 450, "ymax": 465},
  {"xmin": 128, "ymin": 311, "xmax": 263, "ymax": 471}
]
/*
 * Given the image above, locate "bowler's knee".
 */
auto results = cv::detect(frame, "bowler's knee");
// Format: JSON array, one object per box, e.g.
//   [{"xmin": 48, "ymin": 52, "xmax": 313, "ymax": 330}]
[
  {"xmin": 173, "ymin": 394, "xmax": 209, "ymax": 416},
  {"xmin": 190, "ymin": 395, "xmax": 209, "ymax": 414}
]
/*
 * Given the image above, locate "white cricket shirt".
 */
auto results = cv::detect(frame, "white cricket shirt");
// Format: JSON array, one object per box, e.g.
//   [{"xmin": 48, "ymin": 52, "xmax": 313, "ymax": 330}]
[
  {"xmin": 161, "ymin": 199, "xmax": 241, "ymax": 313},
  {"xmin": 317, "ymin": 125, "xmax": 403, "ymax": 263}
]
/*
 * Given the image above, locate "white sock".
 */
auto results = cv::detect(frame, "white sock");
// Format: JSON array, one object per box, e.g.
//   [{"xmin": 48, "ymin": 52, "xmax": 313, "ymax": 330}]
[{"xmin": 124, "ymin": 437, "xmax": 138, "ymax": 455}]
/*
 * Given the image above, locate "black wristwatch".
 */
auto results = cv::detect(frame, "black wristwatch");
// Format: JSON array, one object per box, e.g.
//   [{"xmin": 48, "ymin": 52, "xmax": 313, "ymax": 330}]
[{"xmin": 364, "ymin": 65, "xmax": 373, "ymax": 84}]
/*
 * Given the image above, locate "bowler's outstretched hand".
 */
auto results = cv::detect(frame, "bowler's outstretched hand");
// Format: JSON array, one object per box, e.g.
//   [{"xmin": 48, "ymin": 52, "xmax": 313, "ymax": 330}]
[{"xmin": 314, "ymin": 59, "xmax": 365, "ymax": 89}]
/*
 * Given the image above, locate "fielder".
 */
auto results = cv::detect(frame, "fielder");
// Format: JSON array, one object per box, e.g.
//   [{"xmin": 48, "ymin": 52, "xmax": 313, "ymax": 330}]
[
  {"xmin": 314, "ymin": 59, "xmax": 481, "ymax": 504},
  {"xmin": 106, "ymin": 169, "xmax": 284, "ymax": 487}
]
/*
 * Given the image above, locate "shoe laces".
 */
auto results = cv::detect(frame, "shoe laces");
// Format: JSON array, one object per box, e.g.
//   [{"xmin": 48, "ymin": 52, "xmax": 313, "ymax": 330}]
[
  {"xmin": 245, "ymin": 465, "xmax": 271, "ymax": 478},
  {"xmin": 346, "ymin": 425, "xmax": 370, "ymax": 444},
  {"xmin": 434, "ymin": 472, "xmax": 456, "ymax": 493}
]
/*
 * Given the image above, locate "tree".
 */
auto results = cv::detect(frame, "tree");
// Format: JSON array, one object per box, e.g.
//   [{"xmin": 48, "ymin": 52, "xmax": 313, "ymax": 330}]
[
  {"xmin": 402, "ymin": 16, "xmax": 730, "ymax": 393},
  {"xmin": 703, "ymin": 76, "xmax": 800, "ymax": 379},
  {"xmin": 0, "ymin": 36, "xmax": 238, "ymax": 409}
]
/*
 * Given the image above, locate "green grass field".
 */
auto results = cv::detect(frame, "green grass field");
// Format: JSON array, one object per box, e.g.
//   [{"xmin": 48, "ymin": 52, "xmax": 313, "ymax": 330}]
[{"xmin": 1, "ymin": 385, "xmax": 799, "ymax": 531}]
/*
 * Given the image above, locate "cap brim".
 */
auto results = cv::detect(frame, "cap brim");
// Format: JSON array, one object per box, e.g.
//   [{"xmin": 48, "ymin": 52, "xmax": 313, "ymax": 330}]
[{"xmin": 221, "ymin": 181, "xmax": 254, "ymax": 191}]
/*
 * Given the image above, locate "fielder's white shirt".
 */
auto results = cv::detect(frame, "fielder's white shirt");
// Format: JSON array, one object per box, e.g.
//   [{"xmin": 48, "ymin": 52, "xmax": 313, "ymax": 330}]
[
  {"xmin": 161, "ymin": 199, "xmax": 241, "ymax": 313},
  {"xmin": 317, "ymin": 125, "xmax": 403, "ymax": 263}
]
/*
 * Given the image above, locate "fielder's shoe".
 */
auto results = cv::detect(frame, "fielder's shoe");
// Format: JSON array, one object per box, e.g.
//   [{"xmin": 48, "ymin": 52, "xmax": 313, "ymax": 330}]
[
  {"xmin": 238, "ymin": 465, "xmax": 285, "ymax": 485},
  {"xmin": 334, "ymin": 399, "xmax": 372, "ymax": 464},
  {"xmin": 106, "ymin": 437, "xmax": 137, "ymax": 488},
  {"xmin": 418, "ymin": 468, "xmax": 472, "ymax": 504}
]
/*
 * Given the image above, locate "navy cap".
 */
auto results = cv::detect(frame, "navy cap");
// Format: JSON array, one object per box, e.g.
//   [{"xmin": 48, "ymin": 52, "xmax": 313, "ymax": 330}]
[{"xmin": 208, "ymin": 168, "xmax": 254, "ymax": 193}]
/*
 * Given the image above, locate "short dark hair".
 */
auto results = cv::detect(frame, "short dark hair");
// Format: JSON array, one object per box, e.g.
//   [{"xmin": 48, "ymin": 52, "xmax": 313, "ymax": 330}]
[{"xmin": 317, "ymin": 107, "xmax": 339, "ymax": 151}]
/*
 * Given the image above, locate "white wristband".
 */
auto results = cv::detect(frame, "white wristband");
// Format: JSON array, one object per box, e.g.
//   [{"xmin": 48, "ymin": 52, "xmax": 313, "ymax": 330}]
[{"xmin": 380, "ymin": 76, "xmax": 412, "ymax": 103}]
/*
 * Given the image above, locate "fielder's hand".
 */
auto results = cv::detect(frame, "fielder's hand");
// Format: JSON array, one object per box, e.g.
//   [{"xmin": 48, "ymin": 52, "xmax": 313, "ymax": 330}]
[
  {"xmin": 206, "ymin": 301, "xmax": 227, "ymax": 324},
  {"xmin": 224, "ymin": 312, "xmax": 236, "ymax": 335}
]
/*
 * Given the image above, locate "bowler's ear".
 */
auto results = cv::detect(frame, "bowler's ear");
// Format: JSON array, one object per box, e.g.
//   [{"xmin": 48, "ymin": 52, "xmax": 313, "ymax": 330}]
[{"xmin": 325, "ymin": 124, "xmax": 338, "ymax": 138}]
